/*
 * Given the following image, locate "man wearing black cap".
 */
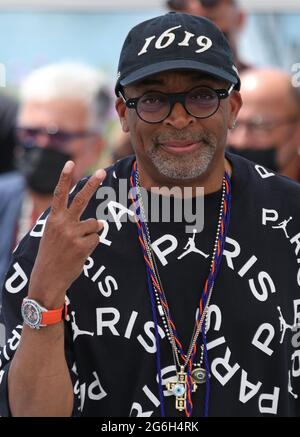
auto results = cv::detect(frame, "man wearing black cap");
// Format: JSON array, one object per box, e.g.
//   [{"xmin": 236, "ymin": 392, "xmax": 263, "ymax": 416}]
[{"xmin": 0, "ymin": 13, "xmax": 299, "ymax": 418}]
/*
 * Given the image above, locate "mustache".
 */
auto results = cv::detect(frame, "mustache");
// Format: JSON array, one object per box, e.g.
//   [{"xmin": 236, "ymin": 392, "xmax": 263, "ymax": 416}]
[{"xmin": 152, "ymin": 130, "xmax": 215, "ymax": 145}]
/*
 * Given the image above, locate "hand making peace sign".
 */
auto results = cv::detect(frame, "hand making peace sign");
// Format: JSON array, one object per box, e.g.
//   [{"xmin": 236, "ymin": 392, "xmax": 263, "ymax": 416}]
[{"xmin": 27, "ymin": 161, "xmax": 106, "ymax": 308}]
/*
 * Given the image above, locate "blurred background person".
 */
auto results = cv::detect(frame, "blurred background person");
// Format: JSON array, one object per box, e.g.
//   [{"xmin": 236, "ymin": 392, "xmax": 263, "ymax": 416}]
[
  {"xmin": 0, "ymin": 93, "xmax": 18, "ymax": 174},
  {"xmin": 166, "ymin": 0, "xmax": 249, "ymax": 72},
  {"xmin": 227, "ymin": 68, "xmax": 300, "ymax": 182},
  {"xmin": 166, "ymin": 0, "xmax": 204, "ymax": 15},
  {"xmin": 0, "ymin": 62, "xmax": 111, "ymax": 343},
  {"xmin": 111, "ymin": 131, "xmax": 133, "ymax": 162}
]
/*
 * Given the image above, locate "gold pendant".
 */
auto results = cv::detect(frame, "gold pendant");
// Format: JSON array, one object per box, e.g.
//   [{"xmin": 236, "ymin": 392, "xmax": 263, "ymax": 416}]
[
  {"xmin": 192, "ymin": 367, "xmax": 206, "ymax": 384},
  {"xmin": 166, "ymin": 366, "xmax": 197, "ymax": 412}
]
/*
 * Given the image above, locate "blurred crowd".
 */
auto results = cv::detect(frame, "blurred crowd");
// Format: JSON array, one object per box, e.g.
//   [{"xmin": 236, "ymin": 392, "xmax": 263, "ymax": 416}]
[{"xmin": 0, "ymin": 0, "xmax": 300, "ymax": 344}]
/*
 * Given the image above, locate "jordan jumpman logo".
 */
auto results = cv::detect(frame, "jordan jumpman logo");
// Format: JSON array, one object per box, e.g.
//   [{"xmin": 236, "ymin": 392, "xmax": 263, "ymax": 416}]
[
  {"xmin": 177, "ymin": 229, "xmax": 209, "ymax": 260},
  {"xmin": 277, "ymin": 306, "xmax": 296, "ymax": 344},
  {"xmin": 272, "ymin": 217, "xmax": 293, "ymax": 239},
  {"xmin": 71, "ymin": 311, "xmax": 94, "ymax": 341}
]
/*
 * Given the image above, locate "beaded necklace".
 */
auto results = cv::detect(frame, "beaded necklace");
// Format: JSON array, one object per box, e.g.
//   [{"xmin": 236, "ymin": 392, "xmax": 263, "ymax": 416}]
[{"xmin": 129, "ymin": 161, "xmax": 232, "ymax": 417}]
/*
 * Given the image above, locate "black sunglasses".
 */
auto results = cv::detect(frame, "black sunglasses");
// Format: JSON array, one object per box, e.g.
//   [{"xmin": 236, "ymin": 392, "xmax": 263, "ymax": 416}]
[{"xmin": 16, "ymin": 126, "xmax": 96, "ymax": 150}]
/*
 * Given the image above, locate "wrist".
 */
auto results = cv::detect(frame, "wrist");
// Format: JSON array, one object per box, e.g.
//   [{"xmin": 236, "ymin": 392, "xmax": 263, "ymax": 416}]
[{"xmin": 27, "ymin": 287, "xmax": 67, "ymax": 310}]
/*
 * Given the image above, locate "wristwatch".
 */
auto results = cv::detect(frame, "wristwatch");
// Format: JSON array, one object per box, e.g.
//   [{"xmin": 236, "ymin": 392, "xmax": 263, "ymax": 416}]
[{"xmin": 21, "ymin": 297, "xmax": 68, "ymax": 329}]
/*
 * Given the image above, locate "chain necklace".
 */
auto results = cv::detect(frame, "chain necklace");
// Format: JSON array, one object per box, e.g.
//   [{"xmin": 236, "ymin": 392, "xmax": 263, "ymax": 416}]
[
  {"xmin": 129, "ymin": 161, "xmax": 232, "ymax": 417},
  {"xmin": 134, "ymin": 173, "xmax": 217, "ymax": 365}
]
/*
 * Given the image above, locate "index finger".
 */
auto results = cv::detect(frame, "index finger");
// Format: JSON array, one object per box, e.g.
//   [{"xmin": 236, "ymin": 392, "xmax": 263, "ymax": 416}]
[
  {"xmin": 69, "ymin": 168, "xmax": 106, "ymax": 219},
  {"xmin": 51, "ymin": 161, "xmax": 75, "ymax": 214}
]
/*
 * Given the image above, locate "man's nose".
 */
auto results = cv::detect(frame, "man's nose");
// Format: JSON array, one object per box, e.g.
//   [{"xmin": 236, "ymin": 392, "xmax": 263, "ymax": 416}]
[
  {"xmin": 35, "ymin": 132, "xmax": 52, "ymax": 148},
  {"xmin": 163, "ymin": 102, "xmax": 195, "ymax": 129}
]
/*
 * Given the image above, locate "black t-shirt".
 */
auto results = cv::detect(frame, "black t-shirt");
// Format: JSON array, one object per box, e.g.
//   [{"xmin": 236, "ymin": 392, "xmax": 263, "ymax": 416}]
[{"xmin": 0, "ymin": 152, "xmax": 300, "ymax": 417}]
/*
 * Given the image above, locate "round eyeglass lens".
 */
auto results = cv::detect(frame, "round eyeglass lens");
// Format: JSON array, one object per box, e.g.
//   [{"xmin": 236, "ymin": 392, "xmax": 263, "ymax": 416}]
[
  {"xmin": 185, "ymin": 87, "xmax": 219, "ymax": 118},
  {"xmin": 137, "ymin": 92, "xmax": 170, "ymax": 123}
]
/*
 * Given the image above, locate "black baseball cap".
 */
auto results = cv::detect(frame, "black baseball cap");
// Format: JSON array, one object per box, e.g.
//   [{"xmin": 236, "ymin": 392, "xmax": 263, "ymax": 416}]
[{"xmin": 115, "ymin": 12, "xmax": 240, "ymax": 96}]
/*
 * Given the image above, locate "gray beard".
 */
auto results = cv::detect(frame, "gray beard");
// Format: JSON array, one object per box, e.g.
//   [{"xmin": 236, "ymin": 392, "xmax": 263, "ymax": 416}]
[{"xmin": 147, "ymin": 130, "xmax": 218, "ymax": 180}]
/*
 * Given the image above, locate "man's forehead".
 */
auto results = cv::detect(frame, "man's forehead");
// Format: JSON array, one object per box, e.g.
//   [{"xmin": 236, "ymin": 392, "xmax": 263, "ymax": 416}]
[
  {"xmin": 200, "ymin": 0, "xmax": 237, "ymax": 9},
  {"xmin": 130, "ymin": 71, "xmax": 226, "ymax": 88},
  {"xmin": 18, "ymin": 99, "xmax": 89, "ymax": 129}
]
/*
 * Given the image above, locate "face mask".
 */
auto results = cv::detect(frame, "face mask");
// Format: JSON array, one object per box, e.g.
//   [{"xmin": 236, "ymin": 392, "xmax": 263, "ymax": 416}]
[
  {"xmin": 227, "ymin": 146, "xmax": 279, "ymax": 172},
  {"xmin": 15, "ymin": 145, "xmax": 71, "ymax": 195}
]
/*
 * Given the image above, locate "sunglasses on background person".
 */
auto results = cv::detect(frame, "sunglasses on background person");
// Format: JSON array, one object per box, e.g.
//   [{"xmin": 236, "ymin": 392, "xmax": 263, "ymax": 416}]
[
  {"xmin": 167, "ymin": 0, "xmax": 236, "ymax": 11},
  {"xmin": 16, "ymin": 126, "xmax": 96, "ymax": 152},
  {"xmin": 230, "ymin": 115, "xmax": 300, "ymax": 138}
]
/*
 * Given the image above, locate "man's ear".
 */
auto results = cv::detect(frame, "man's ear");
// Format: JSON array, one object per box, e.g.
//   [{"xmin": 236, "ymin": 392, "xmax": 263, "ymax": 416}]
[
  {"xmin": 115, "ymin": 97, "xmax": 129, "ymax": 133},
  {"xmin": 228, "ymin": 91, "xmax": 242, "ymax": 129},
  {"xmin": 236, "ymin": 10, "xmax": 247, "ymax": 33}
]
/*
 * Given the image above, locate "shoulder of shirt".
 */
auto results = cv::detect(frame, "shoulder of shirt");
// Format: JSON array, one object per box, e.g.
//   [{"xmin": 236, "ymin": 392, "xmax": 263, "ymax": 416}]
[
  {"xmin": 70, "ymin": 155, "xmax": 136, "ymax": 212},
  {"xmin": 226, "ymin": 151, "xmax": 300, "ymax": 209},
  {"xmin": 76, "ymin": 155, "xmax": 135, "ymax": 189},
  {"xmin": 103, "ymin": 155, "xmax": 136, "ymax": 183}
]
